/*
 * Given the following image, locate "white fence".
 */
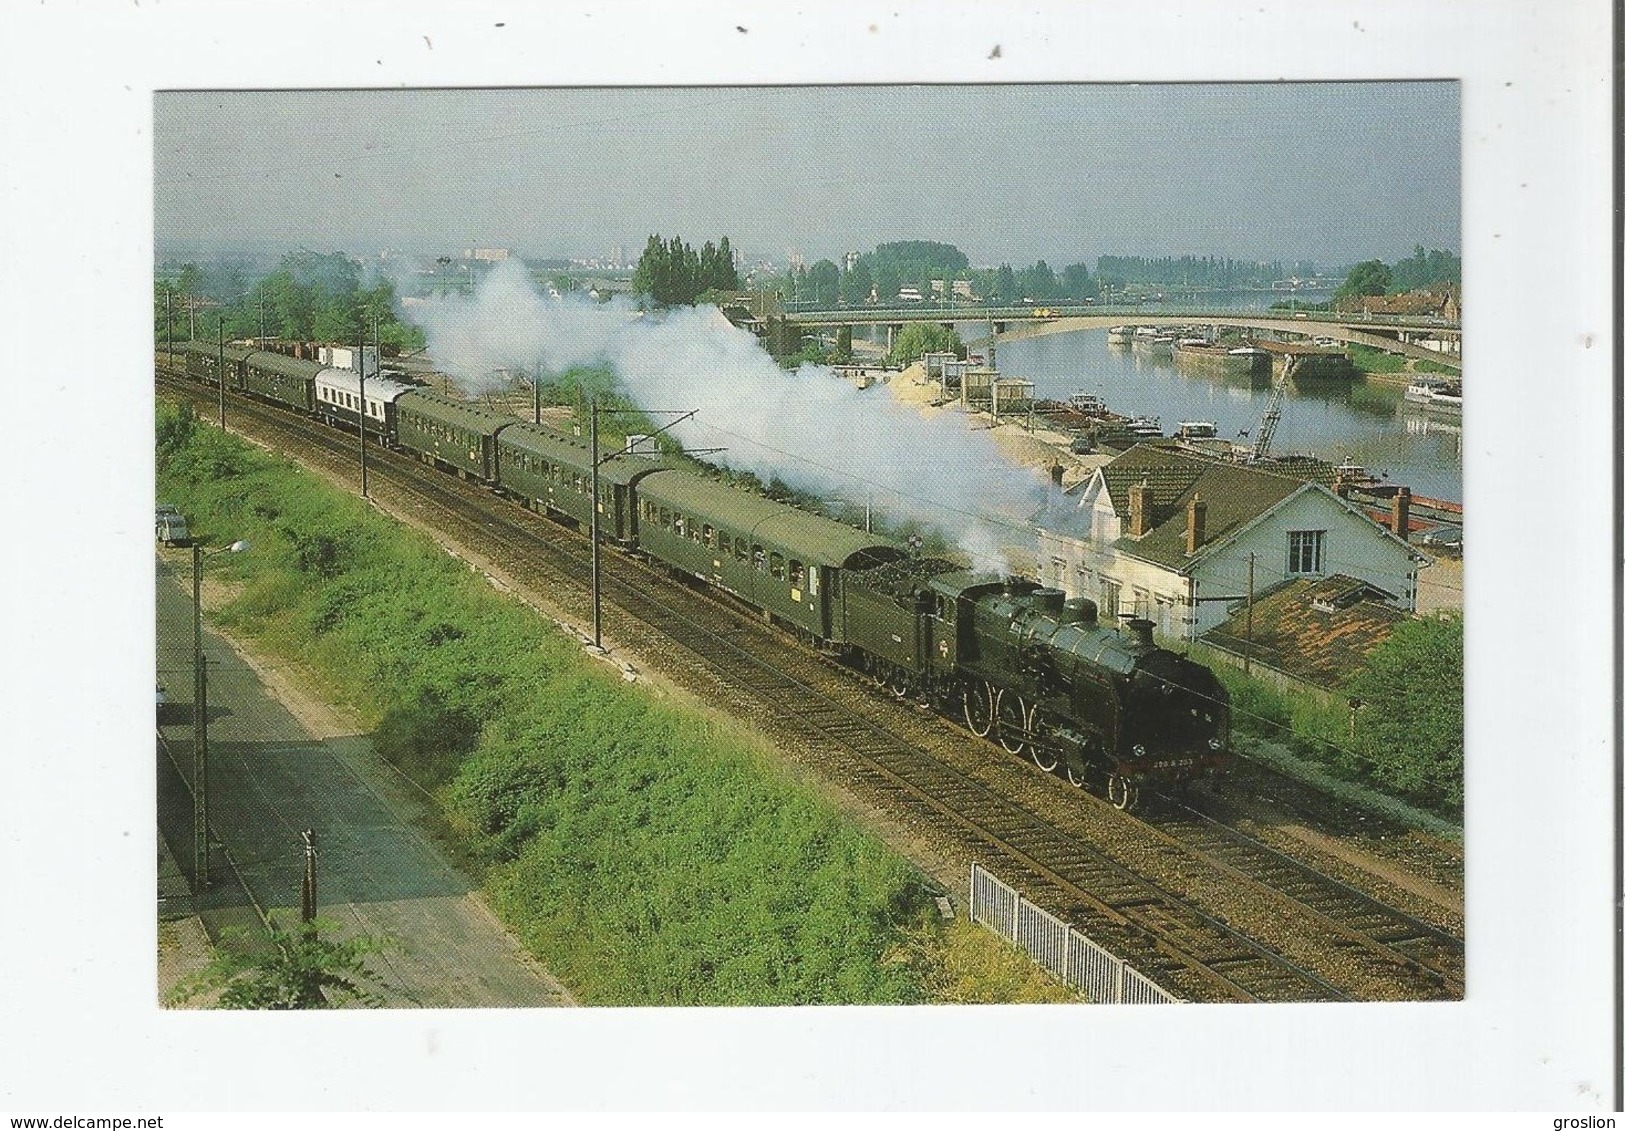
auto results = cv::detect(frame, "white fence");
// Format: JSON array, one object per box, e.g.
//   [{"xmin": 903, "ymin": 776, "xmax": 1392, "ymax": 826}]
[{"xmin": 968, "ymin": 862, "xmax": 1181, "ymax": 1004}]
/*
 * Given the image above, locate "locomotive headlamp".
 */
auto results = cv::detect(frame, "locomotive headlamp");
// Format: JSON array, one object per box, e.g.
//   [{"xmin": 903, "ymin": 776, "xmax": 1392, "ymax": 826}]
[
  {"xmin": 1132, "ymin": 744, "xmax": 1147, "ymax": 757},
  {"xmin": 1209, "ymin": 738, "xmax": 1224, "ymax": 751}
]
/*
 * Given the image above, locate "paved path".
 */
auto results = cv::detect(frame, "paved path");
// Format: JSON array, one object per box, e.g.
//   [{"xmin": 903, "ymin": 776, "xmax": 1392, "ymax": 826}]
[{"xmin": 156, "ymin": 555, "xmax": 573, "ymax": 1007}]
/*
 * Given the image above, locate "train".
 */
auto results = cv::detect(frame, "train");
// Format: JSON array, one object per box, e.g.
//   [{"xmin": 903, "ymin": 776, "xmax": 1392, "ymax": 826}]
[{"xmin": 168, "ymin": 340, "xmax": 1231, "ymax": 810}]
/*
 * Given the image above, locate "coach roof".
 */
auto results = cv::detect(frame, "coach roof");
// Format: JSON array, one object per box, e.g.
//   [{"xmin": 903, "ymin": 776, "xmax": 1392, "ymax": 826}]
[{"xmin": 636, "ymin": 470, "xmax": 905, "ymax": 567}]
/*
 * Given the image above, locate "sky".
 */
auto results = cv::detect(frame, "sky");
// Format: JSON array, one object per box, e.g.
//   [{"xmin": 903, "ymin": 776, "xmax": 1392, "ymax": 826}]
[{"xmin": 154, "ymin": 83, "xmax": 1460, "ymax": 269}]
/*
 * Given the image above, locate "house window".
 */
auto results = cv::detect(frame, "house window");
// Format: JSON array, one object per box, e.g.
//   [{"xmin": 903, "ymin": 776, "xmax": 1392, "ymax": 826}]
[
  {"xmin": 1288, "ymin": 530, "xmax": 1326, "ymax": 575},
  {"xmin": 1099, "ymin": 578, "xmax": 1120, "ymax": 621}
]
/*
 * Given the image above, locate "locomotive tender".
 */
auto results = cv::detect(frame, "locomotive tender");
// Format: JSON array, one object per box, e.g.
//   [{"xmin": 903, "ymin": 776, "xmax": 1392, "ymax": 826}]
[{"xmin": 168, "ymin": 341, "xmax": 1230, "ymax": 809}]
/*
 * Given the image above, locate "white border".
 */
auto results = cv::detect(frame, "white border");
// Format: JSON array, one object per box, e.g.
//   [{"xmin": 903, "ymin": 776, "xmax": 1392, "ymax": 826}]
[{"xmin": 1, "ymin": 0, "xmax": 1615, "ymax": 1112}]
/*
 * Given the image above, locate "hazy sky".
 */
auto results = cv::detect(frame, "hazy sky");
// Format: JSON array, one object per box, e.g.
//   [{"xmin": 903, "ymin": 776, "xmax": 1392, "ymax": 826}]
[{"xmin": 155, "ymin": 83, "xmax": 1459, "ymax": 268}]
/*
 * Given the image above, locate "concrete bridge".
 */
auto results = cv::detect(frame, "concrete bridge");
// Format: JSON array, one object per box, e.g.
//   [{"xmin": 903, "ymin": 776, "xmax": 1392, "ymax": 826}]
[{"xmin": 784, "ymin": 305, "xmax": 1462, "ymax": 370}]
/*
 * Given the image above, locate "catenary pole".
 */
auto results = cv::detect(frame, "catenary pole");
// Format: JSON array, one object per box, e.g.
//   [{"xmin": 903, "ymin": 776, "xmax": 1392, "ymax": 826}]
[
  {"xmin": 217, "ymin": 316, "xmax": 226, "ymax": 431},
  {"xmin": 358, "ymin": 318, "xmax": 369, "ymax": 498},
  {"xmin": 590, "ymin": 397, "xmax": 602, "ymax": 649},
  {"xmin": 301, "ymin": 829, "xmax": 318, "ymax": 922},
  {"xmin": 192, "ymin": 543, "xmax": 210, "ymax": 889}
]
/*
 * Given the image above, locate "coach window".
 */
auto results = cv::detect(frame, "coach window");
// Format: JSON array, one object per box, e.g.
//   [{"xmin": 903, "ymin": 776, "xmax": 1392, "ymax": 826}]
[
  {"xmin": 673, "ymin": 514, "xmax": 686, "ymax": 538},
  {"xmin": 752, "ymin": 545, "xmax": 767, "ymax": 574},
  {"xmin": 702, "ymin": 524, "xmax": 715, "ymax": 549},
  {"xmin": 769, "ymin": 552, "xmax": 785, "ymax": 581},
  {"xmin": 659, "ymin": 508, "xmax": 672, "ymax": 530},
  {"xmin": 734, "ymin": 537, "xmax": 748, "ymax": 562},
  {"xmin": 788, "ymin": 560, "xmax": 805, "ymax": 588}
]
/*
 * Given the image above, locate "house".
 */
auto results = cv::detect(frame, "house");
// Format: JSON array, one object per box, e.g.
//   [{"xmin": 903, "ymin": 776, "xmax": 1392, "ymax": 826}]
[
  {"xmin": 1334, "ymin": 284, "xmax": 1460, "ymax": 321},
  {"xmin": 1201, "ymin": 574, "xmax": 1411, "ymax": 695},
  {"xmin": 1034, "ymin": 445, "xmax": 1422, "ymax": 642}
]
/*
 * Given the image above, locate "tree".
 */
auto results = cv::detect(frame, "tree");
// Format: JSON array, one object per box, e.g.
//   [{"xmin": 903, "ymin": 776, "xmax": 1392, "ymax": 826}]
[
  {"xmin": 887, "ymin": 323, "xmax": 964, "ymax": 367},
  {"xmin": 807, "ymin": 259, "xmax": 841, "ymax": 307},
  {"xmin": 840, "ymin": 259, "xmax": 872, "ymax": 306},
  {"xmin": 1335, "ymin": 259, "xmax": 1392, "ymax": 301},
  {"xmin": 633, "ymin": 233, "xmax": 739, "ymax": 307},
  {"xmin": 1341, "ymin": 612, "xmax": 1463, "ymax": 809},
  {"xmin": 1061, "ymin": 262, "xmax": 1098, "ymax": 300},
  {"xmin": 173, "ymin": 916, "xmax": 386, "ymax": 1009}
]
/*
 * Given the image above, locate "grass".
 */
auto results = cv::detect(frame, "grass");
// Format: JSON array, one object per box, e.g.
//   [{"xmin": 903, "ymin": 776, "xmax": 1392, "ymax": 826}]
[{"xmin": 156, "ymin": 399, "xmax": 1065, "ymax": 1004}]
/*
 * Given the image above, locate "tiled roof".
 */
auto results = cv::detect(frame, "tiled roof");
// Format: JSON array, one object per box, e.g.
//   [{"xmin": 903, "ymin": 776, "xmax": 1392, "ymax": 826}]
[
  {"xmin": 1201, "ymin": 574, "xmax": 1408, "ymax": 690},
  {"xmin": 1099, "ymin": 444, "xmax": 1306, "ymax": 570}
]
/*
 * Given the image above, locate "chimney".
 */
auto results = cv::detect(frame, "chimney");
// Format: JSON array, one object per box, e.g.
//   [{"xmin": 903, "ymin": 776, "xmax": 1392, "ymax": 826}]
[
  {"xmin": 1390, "ymin": 486, "xmax": 1412, "ymax": 539},
  {"xmin": 1186, "ymin": 494, "xmax": 1207, "ymax": 555},
  {"xmin": 1128, "ymin": 479, "xmax": 1153, "ymax": 538}
]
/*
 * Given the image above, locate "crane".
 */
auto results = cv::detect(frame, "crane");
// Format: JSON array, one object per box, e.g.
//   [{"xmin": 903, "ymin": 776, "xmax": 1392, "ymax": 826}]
[{"xmin": 1250, "ymin": 353, "xmax": 1302, "ymax": 461}]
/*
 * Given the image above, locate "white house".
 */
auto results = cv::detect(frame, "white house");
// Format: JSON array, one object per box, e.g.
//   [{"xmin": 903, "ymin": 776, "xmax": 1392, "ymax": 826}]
[{"xmin": 1034, "ymin": 444, "xmax": 1423, "ymax": 642}]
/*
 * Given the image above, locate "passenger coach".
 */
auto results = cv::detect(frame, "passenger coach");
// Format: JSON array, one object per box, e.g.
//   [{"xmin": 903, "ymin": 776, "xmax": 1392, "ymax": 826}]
[
  {"xmin": 633, "ymin": 471, "xmax": 906, "ymax": 643},
  {"xmin": 495, "ymin": 421, "xmax": 666, "ymax": 545},
  {"xmin": 314, "ymin": 367, "xmax": 414, "ymax": 440},
  {"xmin": 395, "ymin": 389, "xmax": 511, "ymax": 480}
]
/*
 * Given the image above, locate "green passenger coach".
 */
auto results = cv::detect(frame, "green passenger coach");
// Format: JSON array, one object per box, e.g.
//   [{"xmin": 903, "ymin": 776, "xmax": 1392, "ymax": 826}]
[
  {"xmin": 632, "ymin": 471, "xmax": 906, "ymax": 643},
  {"xmin": 494, "ymin": 421, "xmax": 666, "ymax": 544},
  {"xmin": 394, "ymin": 389, "xmax": 510, "ymax": 481}
]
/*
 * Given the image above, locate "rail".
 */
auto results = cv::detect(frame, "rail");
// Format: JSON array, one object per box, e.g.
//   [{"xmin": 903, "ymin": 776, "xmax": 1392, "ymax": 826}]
[{"xmin": 968, "ymin": 862, "xmax": 1181, "ymax": 1004}]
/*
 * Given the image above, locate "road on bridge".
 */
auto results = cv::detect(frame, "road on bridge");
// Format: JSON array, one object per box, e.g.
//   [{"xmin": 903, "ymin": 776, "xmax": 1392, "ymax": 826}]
[{"xmin": 156, "ymin": 551, "xmax": 573, "ymax": 1008}]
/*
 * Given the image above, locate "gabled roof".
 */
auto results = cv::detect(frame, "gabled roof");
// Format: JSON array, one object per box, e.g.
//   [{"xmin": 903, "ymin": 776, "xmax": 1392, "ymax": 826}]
[
  {"xmin": 1201, "ymin": 574, "xmax": 1409, "ymax": 690},
  {"xmin": 1097, "ymin": 444, "xmax": 1306, "ymax": 570}
]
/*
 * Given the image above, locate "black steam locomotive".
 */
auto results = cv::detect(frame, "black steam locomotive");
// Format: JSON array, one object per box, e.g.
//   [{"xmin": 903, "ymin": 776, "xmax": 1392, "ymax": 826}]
[{"xmin": 842, "ymin": 559, "xmax": 1231, "ymax": 810}]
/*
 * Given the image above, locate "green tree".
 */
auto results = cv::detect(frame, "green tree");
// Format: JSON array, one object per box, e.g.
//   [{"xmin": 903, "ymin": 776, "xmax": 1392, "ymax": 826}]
[
  {"xmin": 807, "ymin": 259, "xmax": 841, "ymax": 307},
  {"xmin": 840, "ymin": 259, "xmax": 873, "ymax": 306},
  {"xmin": 1060, "ymin": 262, "xmax": 1098, "ymax": 300},
  {"xmin": 174, "ymin": 916, "xmax": 386, "ymax": 1009},
  {"xmin": 1336, "ymin": 259, "xmax": 1392, "ymax": 301},
  {"xmin": 887, "ymin": 323, "xmax": 964, "ymax": 367},
  {"xmin": 1342, "ymin": 612, "xmax": 1464, "ymax": 809},
  {"xmin": 633, "ymin": 233, "xmax": 737, "ymax": 306}
]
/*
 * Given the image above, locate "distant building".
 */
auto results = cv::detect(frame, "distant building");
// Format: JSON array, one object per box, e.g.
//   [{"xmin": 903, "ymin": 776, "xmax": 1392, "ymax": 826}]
[
  {"xmin": 1335, "ymin": 284, "xmax": 1460, "ymax": 321},
  {"xmin": 1035, "ymin": 444, "xmax": 1421, "ymax": 642},
  {"xmin": 464, "ymin": 248, "xmax": 510, "ymax": 262}
]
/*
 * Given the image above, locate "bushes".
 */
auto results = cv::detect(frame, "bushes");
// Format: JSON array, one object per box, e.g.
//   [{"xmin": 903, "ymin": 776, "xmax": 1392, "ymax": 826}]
[
  {"xmin": 1191, "ymin": 616, "xmax": 1464, "ymax": 818},
  {"xmin": 373, "ymin": 688, "xmax": 482, "ymax": 787}
]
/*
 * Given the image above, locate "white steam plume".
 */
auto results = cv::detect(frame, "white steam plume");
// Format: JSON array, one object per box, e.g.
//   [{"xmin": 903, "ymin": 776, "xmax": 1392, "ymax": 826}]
[{"xmin": 413, "ymin": 259, "xmax": 1051, "ymax": 572}]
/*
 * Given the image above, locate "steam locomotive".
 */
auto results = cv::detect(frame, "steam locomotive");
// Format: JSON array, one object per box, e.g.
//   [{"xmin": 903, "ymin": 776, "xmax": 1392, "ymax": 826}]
[
  {"xmin": 166, "ymin": 340, "xmax": 1231, "ymax": 810},
  {"xmin": 842, "ymin": 559, "xmax": 1230, "ymax": 810}
]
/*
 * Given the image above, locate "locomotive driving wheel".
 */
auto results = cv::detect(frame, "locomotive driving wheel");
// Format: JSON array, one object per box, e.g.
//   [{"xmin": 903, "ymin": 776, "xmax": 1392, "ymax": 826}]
[
  {"xmin": 1106, "ymin": 773, "xmax": 1141, "ymax": 812},
  {"xmin": 996, "ymin": 691, "xmax": 1028, "ymax": 755},
  {"xmin": 1065, "ymin": 764, "xmax": 1089, "ymax": 788},
  {"xmin": 962, "ymin": 681, "xmax": 994, "ymax": 737},
  {"xmin": 1027, "ymin": 706, "xmax": 1059, "ymax": 772}
]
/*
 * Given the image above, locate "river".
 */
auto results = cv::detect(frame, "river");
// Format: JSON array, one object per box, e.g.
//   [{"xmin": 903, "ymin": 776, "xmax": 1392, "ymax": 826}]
[{"xmin": 911, "ymin": 297, "xmax": 1463, "ymax": 505}]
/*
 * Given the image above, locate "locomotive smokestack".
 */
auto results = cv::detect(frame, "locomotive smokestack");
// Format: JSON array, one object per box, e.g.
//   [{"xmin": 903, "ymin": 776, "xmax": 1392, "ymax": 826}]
[
  {"xmin": 1128, "ymin": 479, "xmax": 1153, "ymax": 538},
  {"xmin": 1185, "ymin": 493, "xmax": 1207, "ymax": 555},
  {"xmin": 1061, "ymin": 597, "xmax": 1098, "ymax": 625},
  {"xmin": 1124, "ymin": 617, "xmax": 1155, "ymax": 648}
]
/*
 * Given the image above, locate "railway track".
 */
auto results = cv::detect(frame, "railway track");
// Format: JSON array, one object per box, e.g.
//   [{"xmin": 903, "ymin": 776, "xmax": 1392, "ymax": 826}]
[{"xmin": 157, "ymin": 368, "xmax": 1464, "ymax": 1002}]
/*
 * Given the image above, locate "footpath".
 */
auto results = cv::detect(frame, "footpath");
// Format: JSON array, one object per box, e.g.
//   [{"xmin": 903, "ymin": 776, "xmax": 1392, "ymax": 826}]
[{"xmin": 155, "ymin": 553, "xmax": 574, "ymax": 1008}]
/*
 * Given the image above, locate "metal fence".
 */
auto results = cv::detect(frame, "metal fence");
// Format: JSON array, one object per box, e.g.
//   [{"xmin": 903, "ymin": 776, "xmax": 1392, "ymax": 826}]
[{"xmin": 968, "ymin": 862, "xmax": 1181, "ymax": 1004}]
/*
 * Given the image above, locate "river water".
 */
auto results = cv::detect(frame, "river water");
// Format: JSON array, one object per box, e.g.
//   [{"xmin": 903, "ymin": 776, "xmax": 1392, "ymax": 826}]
[{"xmin": 941, "ymin": 299, "xmax": 1464, "ymax": 505}]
